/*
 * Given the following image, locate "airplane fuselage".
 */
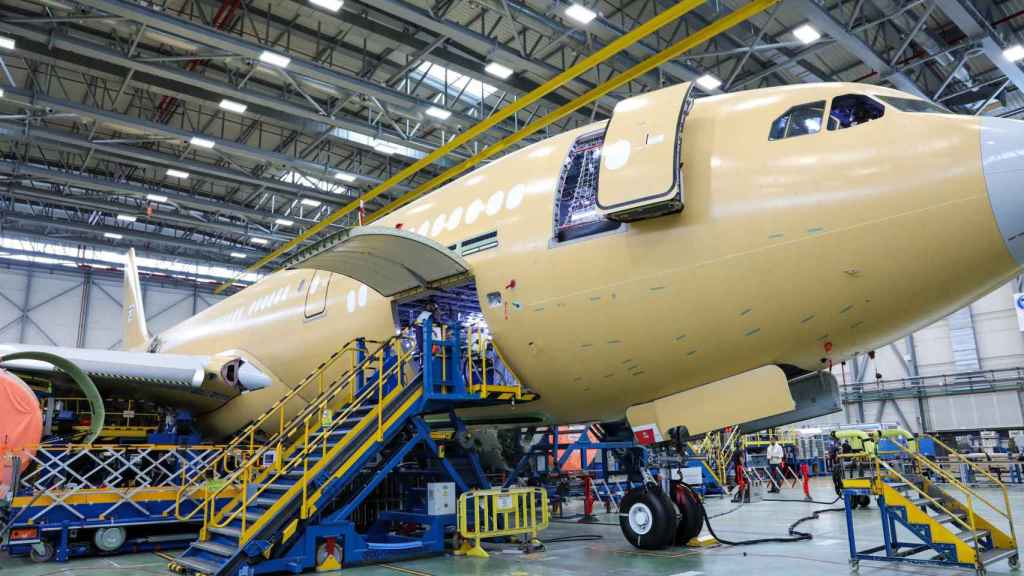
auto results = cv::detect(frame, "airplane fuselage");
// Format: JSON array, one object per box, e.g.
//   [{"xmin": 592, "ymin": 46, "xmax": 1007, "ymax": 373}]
[{"xmin": 153, "ymin": 82, "xmax": 1022, "ymax": 437}]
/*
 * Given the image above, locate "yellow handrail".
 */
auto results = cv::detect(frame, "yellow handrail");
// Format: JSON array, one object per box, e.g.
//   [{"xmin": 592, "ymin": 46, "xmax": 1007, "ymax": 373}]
[
  {"xmin": 841, "ymin": 452, "xmax": 979, "ymax": 545},
  {"xmin": 921, "ymin": 434, "xmax": 1017, "ymax": 547},
  {"xmin": 206, "ymin": 335, "xmax": 420, "ymax": 545},
  {"xmin": 175, "ymin": 337, "xmax": 377, "ymax": 520}
]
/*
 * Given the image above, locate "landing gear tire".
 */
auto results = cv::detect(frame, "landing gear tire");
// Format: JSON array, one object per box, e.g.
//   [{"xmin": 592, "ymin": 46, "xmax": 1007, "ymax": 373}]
[
  {"xmin": 856, "ymin": 495, "xmax": 871, "ymax": 509},
  {"xmin": 29, "ymin": 540, "xmax": 54, "ymax": 563},
  {"xmin": 1010, "ymin": 553, "xmax": 1019, "ymax": 570},
  {"xmin": 670, "ymin": 482, "xmax": 703, "ymax": 545},
  {"xmin": 619, "ymin": 485, "xmax": 679, "ymax": 550}
]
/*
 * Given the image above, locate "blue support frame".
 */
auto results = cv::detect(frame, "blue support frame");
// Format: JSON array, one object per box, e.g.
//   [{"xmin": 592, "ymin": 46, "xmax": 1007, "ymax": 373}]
[{"xmin": 842, "ymin": 487, "xmax": 975, "ymax": 571}]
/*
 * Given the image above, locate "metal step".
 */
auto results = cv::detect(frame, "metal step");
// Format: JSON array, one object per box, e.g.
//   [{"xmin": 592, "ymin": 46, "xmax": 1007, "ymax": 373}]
[
  {"xmin": 932, "ymin": 511, "xmax": 967, "ymax": 525},
  {"xmin": 979, "ymin": 548, "xmax": 1017, "ymax": 565},
  {"xmin": 255, "ymin": 496, "xmax": 279, "ymax": 508},
  {"xmin": 173, "ymin": 555, "xmax": 223, "ymax": 576},
  {"xmin": 208, "ymin": 526, "xmax": 241, "ymax": 540},
  {"xmin": 191, "ymin": 540, "xmax": 237, "ymax": 558},
  {"xmin": 954, "ymin": 529, "xmax": 988, "ymax": 542},
  {"xmin": 244, "ymin": 509, "xmax": 265, "ymax": 523}
]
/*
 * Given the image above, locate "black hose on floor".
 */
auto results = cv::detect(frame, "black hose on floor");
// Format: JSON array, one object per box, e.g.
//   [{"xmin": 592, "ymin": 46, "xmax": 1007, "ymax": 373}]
[{"xmin": 684, "ymin": 484, "xmax": 845, "ymax": 546}]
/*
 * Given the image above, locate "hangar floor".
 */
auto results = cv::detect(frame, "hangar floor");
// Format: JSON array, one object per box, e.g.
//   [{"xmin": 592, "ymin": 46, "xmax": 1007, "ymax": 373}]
[{"xmin": 3, "ymin": 478, "xmax": 1021, "ymax": 576}]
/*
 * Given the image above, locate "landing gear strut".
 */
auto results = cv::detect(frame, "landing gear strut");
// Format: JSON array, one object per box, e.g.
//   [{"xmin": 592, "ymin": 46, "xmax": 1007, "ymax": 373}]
[{"xmin": 618, "ymin": 485, "xmax": 679, "ymax": 549}]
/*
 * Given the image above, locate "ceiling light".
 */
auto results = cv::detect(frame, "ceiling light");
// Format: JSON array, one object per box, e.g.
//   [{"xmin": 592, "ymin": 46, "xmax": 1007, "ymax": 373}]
[
  {"xmin": 565, "ymin": 3, "xmax": 597, "ymax": 24},
  {"xmin": 275, "ymin": 218, "xmax": 294, "ymax": 226},
  {"xmin": 219, "ymin": 99, "xmax": 248, "ymax": 114},
  {"xmin": 696, "ymin": 74, "xmax": 722, "ymax": 91},
  {"xmin": 309, "ymin": 0, "xmax": 343, "ymax": 11},
  {"xmin": 1005, "ymin": 44, "xmax": 1024, "ymax": 63},
  {"xmin": 374, "ymin": 142, "xmax": 399, "ymax": 155},
  {"xmin": 0, "ymin": 36, "xmax": 14, "ymax": 51},
  {"xmin": 104, "ymin": 232, "xmax": 123, "ymax": 240},
  {"xmin": 189, "ymin": 136, "xmax": 215, "ymax": 149},
  {"xmin": 792, "ymin": 24, "xmax": 821, "ymax": 45},
  {"xmin": 334, "ymin": 171, "xmax": 357, "ymax": 182},
  {"xmin": 230, "ymin": 252, "xmax": 247, "ymax": 258},
  {"xmin": 425, "ymin": 106, "xmax": 452, "ymax": 120},
  {"xmin": 146, "ymin": 194, "xmax": 168, "ymax": 203},
  {"xmin": 258, "ymin": 50, "xmax": 291, "ymax": 68},
  {"xmin": 484, "ymin": 61, "xmax": 514, "ymax": 79},
  {"xmin": 250, "ymin": 237, "xmax": 269, "ymax": 245},
  {"xmin": 117, "ymin": 214, "xmax": 137, "ymax": 222},
  {"xmin": 165, "ymin": 168, "xmax": 190, "ymax": 179},
  {"xmin": 301, "ymin": 198, "xmax": 322, "ymax": 207}
]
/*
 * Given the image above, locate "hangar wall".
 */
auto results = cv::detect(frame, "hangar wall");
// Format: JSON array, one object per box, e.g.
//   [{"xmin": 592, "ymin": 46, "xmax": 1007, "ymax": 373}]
[
  {"xmin": 804, "ymin": 280, "xmax": 1024, "ymax": 433},
  {"xmin": 0, "ymin": 263, "xmax": 225, "ymax": 351}
]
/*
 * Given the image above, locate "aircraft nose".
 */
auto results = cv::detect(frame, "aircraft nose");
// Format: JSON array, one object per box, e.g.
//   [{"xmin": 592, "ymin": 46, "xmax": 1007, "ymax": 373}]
[{"xmin": 981, "ymin": 116, "xmax": 1024, "ymax": 266}]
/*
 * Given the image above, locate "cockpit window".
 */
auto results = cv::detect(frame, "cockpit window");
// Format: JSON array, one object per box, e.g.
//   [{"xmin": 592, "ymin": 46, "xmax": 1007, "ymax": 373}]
[
  {"xmin": 874, "ymin": 95, "xmax": 950, "ymax": 114},
  {"xmin": 769, "ymin": 100, "xmax": 826, "ymax": 141},
  {"xmin": 828, "ymin": 94, "xmax": 885, "ymax": 130}
]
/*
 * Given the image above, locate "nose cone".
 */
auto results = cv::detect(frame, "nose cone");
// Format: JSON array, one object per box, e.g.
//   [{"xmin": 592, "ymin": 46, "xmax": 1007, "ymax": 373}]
[{"xmin": 982, "ymin": 117, "xmax": 1024, "ymax": 266}]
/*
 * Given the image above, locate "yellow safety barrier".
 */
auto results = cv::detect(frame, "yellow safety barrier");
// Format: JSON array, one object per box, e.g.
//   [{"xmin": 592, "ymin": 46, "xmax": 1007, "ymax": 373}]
[{"xmin": 456, "ymin": 487, "xmax": 549, "ymax": 558}]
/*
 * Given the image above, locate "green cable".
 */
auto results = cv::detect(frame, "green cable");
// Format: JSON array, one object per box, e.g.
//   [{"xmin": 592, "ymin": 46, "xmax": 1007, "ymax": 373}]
[{"xmin": 2, "ymin": 351, "xmax": 105, "ymax": 444}]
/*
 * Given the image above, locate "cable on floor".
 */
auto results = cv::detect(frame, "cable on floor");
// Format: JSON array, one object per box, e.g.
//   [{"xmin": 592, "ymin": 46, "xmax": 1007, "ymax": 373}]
[{"xmin": 684, "ymin": 484, "xmax": 844, "ymax": 546}]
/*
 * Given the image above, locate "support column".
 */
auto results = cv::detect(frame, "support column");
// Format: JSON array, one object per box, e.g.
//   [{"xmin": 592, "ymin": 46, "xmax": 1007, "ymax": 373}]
[
  {"xmin": 17, "ymin": 271, "xmax": 32, "ymax": 343},
  {"xmin": 76, "ymin": 270, "xmax": 92, "ymax": 348}
]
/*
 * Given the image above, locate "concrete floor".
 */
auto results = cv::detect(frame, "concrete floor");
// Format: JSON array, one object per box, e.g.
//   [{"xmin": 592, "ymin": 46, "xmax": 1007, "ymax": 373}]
[{"xmin": 3, "ymin": 478, "xmax": 1021, "ymax": 576}]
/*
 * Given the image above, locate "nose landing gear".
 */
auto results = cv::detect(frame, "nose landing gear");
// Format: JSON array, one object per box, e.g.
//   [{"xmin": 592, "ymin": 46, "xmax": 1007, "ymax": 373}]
[{"xmin": 618, "ymin": 485, "xmax": 679, "ymax": 549}]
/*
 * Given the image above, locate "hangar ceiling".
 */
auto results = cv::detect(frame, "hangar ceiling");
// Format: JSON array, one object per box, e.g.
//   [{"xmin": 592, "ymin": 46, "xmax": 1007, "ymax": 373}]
[{"xmin": 0, "ymin": 0, "xmax": 1023, "ymax": 288}]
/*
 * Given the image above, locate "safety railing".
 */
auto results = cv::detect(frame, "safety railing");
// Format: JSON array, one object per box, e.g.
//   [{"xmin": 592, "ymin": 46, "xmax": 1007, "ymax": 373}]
[
  {"xmin": 456, "ymin": 486, "xmax": 549, "ymax": 558},
  {"xmin": 840, "ymin": 448, "xmax": 991, "ymax": 557},
  {"xmin": 203, "ymin": 334, "xmax": 418, "ymax": 546},
  {"xmin": 174, "ymin": 337, "xmax": 377, "ymax": 521},
  {"xmin": 4, "ymin": 443, "xmax": 233, "ymax": 524},
  {"xmin": 465, "ymin": 324, "xmax": 521, "ymax": 400},
  {"xmin": 742, "ymin": 429, "xmax": 796, "ymax": 447},
  {"xmin": 921, "ymin": 434, "xmax": 1017, "ymax": 548}
]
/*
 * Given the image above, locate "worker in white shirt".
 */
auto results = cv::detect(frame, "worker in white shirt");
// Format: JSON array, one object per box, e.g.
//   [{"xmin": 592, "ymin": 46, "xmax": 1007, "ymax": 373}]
[{"xmin": 767, "ymin": 440, "xmax": 785, "ymax": 493}]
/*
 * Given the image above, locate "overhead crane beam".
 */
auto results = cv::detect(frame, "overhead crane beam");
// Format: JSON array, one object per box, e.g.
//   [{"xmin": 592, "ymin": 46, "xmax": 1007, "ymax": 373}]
[
  {"xmin": 217, "ymin": 0, "xmax": 763, "ymax": 292},
  {"xmin": 260, "ymin": 0, "xmax": 776, "ymax": 281},
  {"xmin": 364, "ymin": 0, "xmax": 777, "ymax": 223}
]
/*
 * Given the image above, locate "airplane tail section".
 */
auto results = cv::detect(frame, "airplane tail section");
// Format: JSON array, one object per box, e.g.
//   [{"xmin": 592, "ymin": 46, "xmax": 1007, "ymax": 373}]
[{"xmin": 122, "ymin": 248, "xmax": 150, "ymax": 351}]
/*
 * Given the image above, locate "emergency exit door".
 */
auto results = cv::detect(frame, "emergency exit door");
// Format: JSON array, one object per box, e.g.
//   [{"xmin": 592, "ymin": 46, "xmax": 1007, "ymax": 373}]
[
  {"xmin": 304, "ymin": 270, "xmax": 330, "ymax": 318},
  {"xmin": 596, "ymin": 82, "xmax": 694, "ymax": 222}
]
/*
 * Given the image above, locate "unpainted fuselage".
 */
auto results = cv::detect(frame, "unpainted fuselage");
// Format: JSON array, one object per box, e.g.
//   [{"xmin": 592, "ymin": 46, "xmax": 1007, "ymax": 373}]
[{"xmin": 152, "ymin": 82, "xmax": 1023, "ymax": 437}]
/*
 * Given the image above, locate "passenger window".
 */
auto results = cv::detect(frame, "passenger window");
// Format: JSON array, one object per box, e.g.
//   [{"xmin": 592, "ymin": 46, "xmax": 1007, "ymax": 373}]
[
  {"xmin": 828, "ymin": 94, "xmax": 884, "ymax": 130},
  {"xmin": 768, "ymin": 101, "xmax": 825, "ymax": 141},
  {"xmin": 552, "ymin": 130, "xmax": 621, "ymax": 243}
]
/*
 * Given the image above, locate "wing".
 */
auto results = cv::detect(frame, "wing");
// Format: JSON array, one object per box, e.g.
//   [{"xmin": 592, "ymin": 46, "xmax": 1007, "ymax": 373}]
[{"xmin": 0, "ymin": 343, "xmax": 272, "ymax": 413}]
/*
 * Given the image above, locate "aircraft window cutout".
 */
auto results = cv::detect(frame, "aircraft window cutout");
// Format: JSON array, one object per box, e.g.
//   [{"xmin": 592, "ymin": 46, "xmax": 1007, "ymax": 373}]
[
  {"xmin": 828, "ymin": 94, "xmax": 884, "ymax": 131},
  {"xmin": 874, "ymin": 95, "xmax": 951, "ymax": 114},
  {"xmin": 768, "ymin": 101, "xmax": 826, "ymax": 141},
  {"xmin": 553, "ymin": 130, "xmax": 622, "ymax": 242}
]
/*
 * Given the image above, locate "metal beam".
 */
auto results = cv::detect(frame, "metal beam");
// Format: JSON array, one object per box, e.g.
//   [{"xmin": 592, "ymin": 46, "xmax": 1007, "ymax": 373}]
[
  {"xmin": 74, "ymin": 0, "xmax": 501, "ymax": 129},
  {"xmin": 2, "ymin": 88, "xmax": 352, "ymax": 206},
  {"xmin": 0, "ymin": 160, "xmax": 296, "ymax": 229},
  {"xmin": 219, "ymin": 0, "xmax": 728, "ymax": 289},
  {"xmin": 934, "ymin": 0, "xmax": 1024, "ymax": 105},
  {"xmin": 0, "ymin": 20, "xmax": 464, "ymax": 162},
  {"xmin": 787, "ymin": 0, "xmax": 928, "ymax": 97},
  {"xmin": 0, "ymin": 230, "xmax": 255, "ymax": 285}
]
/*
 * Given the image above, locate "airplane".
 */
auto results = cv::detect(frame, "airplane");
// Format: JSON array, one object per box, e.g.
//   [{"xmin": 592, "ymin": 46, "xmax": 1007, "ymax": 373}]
[{"xmin": 1, "ymin": 80, "xmax": 1022, "ymax": 550}]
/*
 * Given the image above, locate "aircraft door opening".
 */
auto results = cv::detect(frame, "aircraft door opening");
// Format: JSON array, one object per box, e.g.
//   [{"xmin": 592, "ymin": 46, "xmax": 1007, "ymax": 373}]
[
  {"xmin": 596, "ymin": 82, "xmax": 694, "ymax": 222},
  {"xmin": 304, "ymin": 271, "xmax": 330, "ymax": 318}
]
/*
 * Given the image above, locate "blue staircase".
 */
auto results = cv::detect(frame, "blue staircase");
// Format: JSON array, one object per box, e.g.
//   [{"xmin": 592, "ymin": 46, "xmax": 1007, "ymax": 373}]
[{"xmin": 169, "ymin": 321, "xmax": 533, "ymax": 576}]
